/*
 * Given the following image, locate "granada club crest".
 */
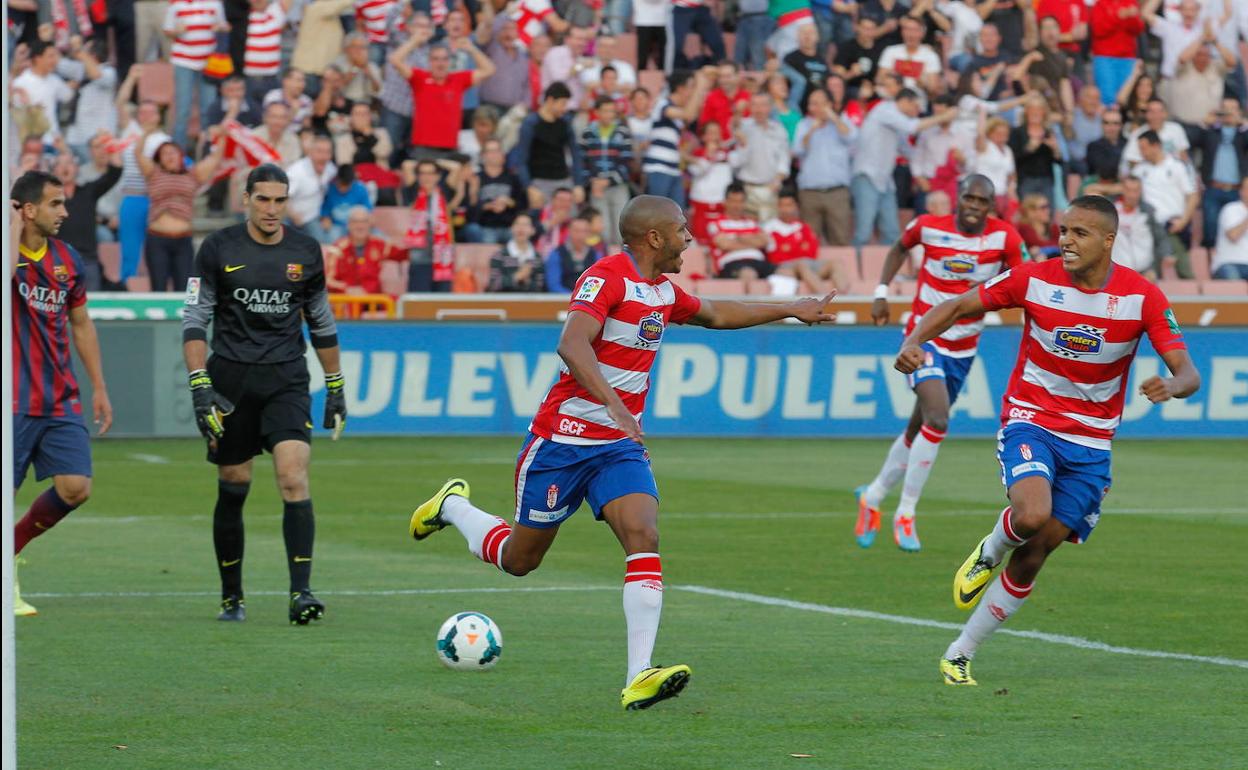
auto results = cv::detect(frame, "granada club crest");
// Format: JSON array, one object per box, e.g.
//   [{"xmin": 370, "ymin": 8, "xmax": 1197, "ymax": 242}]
[
  {"xmin": 1020, "ymin": 443, "xmax": 1032, "ymax": 461},
  {"xmin": 52, "ymin": 264, "xmax": 69, "ymax": 282},
  {"xmin": 286, "ymin": 262, "xmax": 304, "ymax": 281},
  {"xmin": 547, "ymin": 484, "xmax": 559, "ymax": 510}
]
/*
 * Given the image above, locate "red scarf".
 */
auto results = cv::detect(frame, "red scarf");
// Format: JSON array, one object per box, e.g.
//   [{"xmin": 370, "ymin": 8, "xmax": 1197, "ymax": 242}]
[
  {"xmin": 49, "ymin": 0, "xmax": 93, "ymax": 49},
  {"xmin": 213, "ymin": 120, "xmax": 282, "ymax": 184},
  {"xmin": 406, "ymin": 188, "xmax": 455, "ymax": 282}
]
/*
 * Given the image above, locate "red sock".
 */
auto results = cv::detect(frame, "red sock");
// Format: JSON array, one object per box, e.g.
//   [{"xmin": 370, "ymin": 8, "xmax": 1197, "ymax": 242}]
[
  {"xmin": 14, "ymin": 488, "xmax": 75, "ymax": 555},
  {"xmin": 481, "ymin": 522, "xmax": 512, "ymax": 570}
]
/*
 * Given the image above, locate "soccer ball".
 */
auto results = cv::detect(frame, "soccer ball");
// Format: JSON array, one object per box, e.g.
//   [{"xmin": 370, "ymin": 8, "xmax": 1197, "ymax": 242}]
[{"xmin": 435, "ymin": 611, "xmax": 503, "ymax": 671}]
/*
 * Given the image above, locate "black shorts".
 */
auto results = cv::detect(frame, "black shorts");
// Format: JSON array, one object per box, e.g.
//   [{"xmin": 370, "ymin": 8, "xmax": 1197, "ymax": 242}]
[
  {"xmin": 719, "ymin": 259, "xmax": 774, "ymax": 279},
  {"xmin": 207, "ymin": 357, "xmax": 312, "ymax": 466}
]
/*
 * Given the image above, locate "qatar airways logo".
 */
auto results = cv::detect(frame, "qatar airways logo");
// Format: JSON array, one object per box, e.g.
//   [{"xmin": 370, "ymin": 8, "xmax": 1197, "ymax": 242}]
[
  {"xmin": 18, "ymin": 283, "xmax": 68, "ymax": 314},
  {"xmin": 233, "ymin": 287, "xmax": 293, "ymax": 314}
]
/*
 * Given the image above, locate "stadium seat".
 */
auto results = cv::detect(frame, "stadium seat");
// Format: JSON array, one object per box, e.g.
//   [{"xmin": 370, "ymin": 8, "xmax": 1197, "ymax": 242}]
[
  {"xmin": 745, "ymin": 279, "xmax": 772, "ymax": 296},
  {"xmin": 98, "ymin": 242, "xmax": 121, "ymax": 283},
  {"xmin": 668, "ymin": 272, "xmax": 695, "ymax": 293},
  {"xmin": 638, "ymin": 69, "xmax": 666, "ymax": 97},
  {"xmin": 1158, "ymin": 279, "xmax": 1202, "ymax": 296},
  {"xmin": 371, "ymin": 206, "xmax": 411, "ymax": 244},
  {"xmin": 679, "ymin": 244, "xmax": 709, "ymax": 278},
  {"xmin": 694, "ymin": 278, "xmax": 747, "ymax": 295},
  {"xmin": 858, "ymin": 245, "xmax": 893, "ymax": 285},
  {"xmin": 1201, "ymin": 280, "xmax": 1248, "ymax": 296},
  {"xmin": 138, "ymin": 62, "xmax": 175, "ymax": 107},
  {"xmin": 615, "ymin": 32, "xmax": 638, "ymax": 69},
  {"xmin": 455, "ymin": 243, "xmax": 496, "ymax": 290}
]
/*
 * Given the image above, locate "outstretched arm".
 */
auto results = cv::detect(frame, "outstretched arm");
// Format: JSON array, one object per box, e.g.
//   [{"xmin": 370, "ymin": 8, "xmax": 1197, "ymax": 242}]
[
  {"xmin": 895, "ymin": 289, "xmax": 986, "ymax": 373},
  {"xmin": 687, "ymin": 293, "xmax": 836, "ymax": 330}
]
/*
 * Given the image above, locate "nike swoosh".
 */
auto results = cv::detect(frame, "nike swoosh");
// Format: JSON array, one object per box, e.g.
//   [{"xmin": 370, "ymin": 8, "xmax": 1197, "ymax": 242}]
[
  {"xmin": 958, "ymin": 583, "xmax": 988, "ymax": 605},
  {"xmin": 16, "ymin": 262, "xmax": 29, "ymax": 268},
  {"xmin": 293, "ymin": 556, "xmax": 312, "ymax": 563},
  {"xmin": 224, "ymin": 265, "xmax": 246, "ymax": 272},
  {"xmin": 220, "ymin": 558, "xmax": 241, "ymax": 567}
]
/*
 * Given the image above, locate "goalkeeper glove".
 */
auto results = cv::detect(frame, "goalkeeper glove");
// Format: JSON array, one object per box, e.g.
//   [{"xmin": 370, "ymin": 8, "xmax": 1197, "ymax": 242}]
[
  {"xmin": 188, "ymin": 369, "xmax": 234, "ymax": 441},
  {"xmin": 324, "ymin": 371, "xmax": 347, "ymax": 440}
]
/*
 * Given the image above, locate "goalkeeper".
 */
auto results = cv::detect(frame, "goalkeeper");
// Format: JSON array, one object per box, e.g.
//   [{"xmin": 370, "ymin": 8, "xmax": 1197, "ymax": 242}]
[{"xmin": 181, "ymin": 164, "xmax": 347, "ymax": 625}]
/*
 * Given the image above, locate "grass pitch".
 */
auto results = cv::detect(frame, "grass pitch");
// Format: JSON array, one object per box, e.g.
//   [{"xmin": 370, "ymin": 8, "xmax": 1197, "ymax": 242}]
[{"xmin": 14, "ymin": 436, "xmax": 1247, "ymax": 769}]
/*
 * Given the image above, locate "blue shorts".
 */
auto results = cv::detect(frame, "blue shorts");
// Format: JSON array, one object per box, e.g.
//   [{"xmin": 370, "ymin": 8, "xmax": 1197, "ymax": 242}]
[
  {"xmin": 13, "ymin": 413, "xmax": 93, "ymax": 489},
  {"xmin": 997, "ymin": 423, "xmax": 1112, "ymax": 544},
  {"xmin": 906, "ymin": 342, "xmax": 974, "ymax": 403},
  {"xmin": 513, "ymin": 433, "xmax": 658, "ymax": 529}
]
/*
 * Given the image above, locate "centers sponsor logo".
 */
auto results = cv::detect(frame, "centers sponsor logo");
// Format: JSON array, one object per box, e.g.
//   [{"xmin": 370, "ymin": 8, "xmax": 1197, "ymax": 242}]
[
  {"xmin": 52, "ymin": 264, "xmax": 69, "ymax": 282},
  {"xmin": 637, "ymin": 311, "xmax": 665, "ymax": 345},
  {"xmin": 547, "ymin": 484, "xmax": 559, "ymax": 509},
  {"xmin": 943, "ymin": 254, "xmax": 976, "ymax": 274},
  {"xmin": 1020, "ymin": 443, "xmax": 1032, "ymax": 461},
  {"xmin": 1050, "ymin": 289, "xmax": 1065, "ymax": 304},
  {"xmin": 1053, "ymin": 325, "xmax": 1106, "ymax": 357},
  {"xmin": 575, "ymin": 276, "xmax": 605, "ymax": 302},
  {"xmin": 287, "ymin": 262, "xmax": 304, "ymax": 281}
]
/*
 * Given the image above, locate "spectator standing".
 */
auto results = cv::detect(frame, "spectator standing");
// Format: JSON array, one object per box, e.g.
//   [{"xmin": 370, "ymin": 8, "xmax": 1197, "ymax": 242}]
[
  {"xmin": 353, "ymin": 0, "xmax": 396, "ymax": 64},
  {"xmin": 1090, "ymin": 0, "xmax": 1145, "ymax": 107},
  {"xmin": 877, "ymin": 16, "xmax": 942, "ymax": 110},
  {"xmin": 115, "ymin": 94, "xmax": 172, "ymax": 281},
  {"xmin": 627, "ymin": 87, "xmax": 655, "ymax": 149},
  {"xmin": 138, "ymin": 137, "xmax": 225, "ymax": 290},
  {"xmin": 1112, "ymin": 175, "xmax": 1169, "ymax": 276},
  {"xmin": 389, "ymin": 38, "xmax": 496, "ymax": 161},
  {"xmin": 1067, "ymin": 84, "xmax": 1103, "ymax": 178},
  {"xmin": 782, "ymin": 24, "xmax": 830, "ymax": 114},
  {"xmin": 793, "ymin": 87, "xmax": 856, "ymax": 247},
  {"xmin": 11, "ymin": 40, "xmax": 75, "ymax": 144},
  {"xmin": 1143, "ymin": 0, "xmax": 1205, "ymax": 87},
  {"xmin": 444, "ymin": 9, "xmax": 484, "ymax": 117},
  {"xmin": 642, "ymin": 69, "xmax": 713, "ymax": 207},
  {"xmin": 671, "ymin": 0, "xmax": 725, "ymax": 70},
  {"xmin": 1024, "ymin": 15, "xmax": 1074, "ymax": 115},
  {"xmin": 403, "ymin": 159, "xmax": 460, "ymax": 291},
  {"xmin": 859, "ymin": 0, "xmax": 905, "ymax": 47},
  {"xmin": 688, "ymin": 122, "xmax": 738, "ymax": 243},
  {"xmin": 285, "ymin": 134, "xmax": 337, "ymax": 237},
  {"xmin": 378, "ymin": 11, "xmax": 432, "ymax": 166},
  {"xmin": 1134, "ymin": 130, "xmax": 1197, "ymax": 278},
  {"xmin": 734, "ymin": 91, "xmax": 792, "ymax": 222},
  {"xmin": 242, "ymin": 0, "xmax": 288, "ymax": 105},
  {"xmin": 977, "ymin": 0, "xmax": 1035, "ymax": 58},
  {"xmin": 764, "ymin": 189, "xmax": 845, "ymax": 292},
  {"xmin": 466, "ymin": 139, "xmax": 526, "ymax": 244},
  {"xmin": 770, "ymin": 72, "xmax": 803, "ymax": 141},
  {"xmin": 851, "ymin": 88, "xmax": 955, "ymax": 249},
  {"xmin": 510, "ymin": 0, "xmax": 570, "ymax": 50},
  {"xmin": 813, "ymin": 0, "xmax": 859, "ymax": 54},
  {"xmin": 831, "ymin": 16, "xmax": 884, "ymax": 95},
  {"xmin": 327, "ymin": 206, "xmax": 407, "ymax": 293},
  {"xmin": 163, "ymin": 0, "xmax": 228, "ymax": 150},
  {"xmin": 1009, "ymin": 95, "xmax": 1062, "ymax": 204},
  {"xmin": 700, "ymin": 63, "xmax": 752, "ymax": 142},
  {"xmin": 1212, "ymin": 177, "xmax": 1248, "ymax": 280},
  {"xmin": 545, "ymin": 214, "xmax": 602, "ymax": 292},
  {"xmin": 52, "ymin": 151, "xmax": 123, "ymax": 292},
  {"xmin": 1121, "ymin": 99, "xmax": 1191, "ymax": 175},
  {"xmin": 970, "ymin": 114, "xmax": 1015, "ymax": 214},
  {"xmin": 967, "ymin": 23, "xmax": 1016, "ymax": 101},
  {"xmin": 735, "ymin": 0, "xmax": 775, "ymax": 72},
  {"xmin": 335, "ymin": 32, "xmax": 384, "ymax": 104},
  {"xmin": 708, "ymin": 183, "xmax": 773, "ymax": 280},
  {"xmin": 1168, "ymin": 38, "xmax": 1233, "ymax": 129},
  {"xmin": 1084, "ymin": 107, "xmax": 1127, "ymax": 194},
  {"xmin": 1196, "ymin": 99, "xmax": 1248, "ymax": 252},
  {"xmin": 580, "ymin": 96, "xmax": 633, "ymax": 250},
  {"xmin": 291, "ymin": 0, "xmax": 355, "ymax": 93},
  {"xmin": 633, "ymin": 0, "xmax": 669, "ymax": 71},
  {"xmin": 911, "ymin": 95, "xmax": 961, "ymax": 214},
  {"xmin": 488, "ymin": 213, "xmax": 546, "ymax": 291},
  {"xmin": 541, "ymin": 25, "xmax": 593, "ymax": 111},
  {"xmin": 477, "ymin": 9, "xmax": 531, "ymax": 112},
  {"xmin": 79, "ymin": 134, "xmax": 126, "ymax": 260},
  {"xmin": 515, "ymin": 82, "xmax": 585, "ymax": 207},
  {"xmin": 64, "ymin": 39, "xmax": 119, "ymax": 161},
  {"xmin": 263, "ymin": 68, "xmax": 314, "ymax": 127}
]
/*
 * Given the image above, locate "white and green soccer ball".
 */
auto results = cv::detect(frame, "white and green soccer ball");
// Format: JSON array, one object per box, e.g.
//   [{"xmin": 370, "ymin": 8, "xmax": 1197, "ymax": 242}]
[{"xmin": 436, "ymin": 612, "xmax": 503, "ymax": 671}]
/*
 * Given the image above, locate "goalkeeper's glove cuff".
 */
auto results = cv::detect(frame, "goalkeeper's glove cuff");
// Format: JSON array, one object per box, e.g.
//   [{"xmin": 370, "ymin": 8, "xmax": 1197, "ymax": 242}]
[
  {"xmin": 325, "ymin": 371, "xmax": 345, "ymax": 391},
  {"xmin": 189, "ymin": 369, "xmax": 213, "ymax": 390}
]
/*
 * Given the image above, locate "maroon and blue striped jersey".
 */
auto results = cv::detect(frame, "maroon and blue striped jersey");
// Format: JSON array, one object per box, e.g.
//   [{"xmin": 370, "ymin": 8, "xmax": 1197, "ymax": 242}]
[{"xmin": 11, "ymin": 238, "xmax": 87, "ymax": 417}]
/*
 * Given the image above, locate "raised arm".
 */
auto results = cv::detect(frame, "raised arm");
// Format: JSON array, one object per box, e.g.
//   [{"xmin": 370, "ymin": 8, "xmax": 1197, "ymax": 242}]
[
  {"xmin": 467, "ymin": 40, "xmax": 497, "ymax": 86},
  {"xmin": 686, "ymin": 293, "xmax": 836, "ymax": 330}
]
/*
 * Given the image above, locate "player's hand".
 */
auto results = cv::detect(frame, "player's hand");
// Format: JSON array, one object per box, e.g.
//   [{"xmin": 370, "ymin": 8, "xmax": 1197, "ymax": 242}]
[
  {"xmin": 871, "ymin": 297, "xmax": 890, "ymax": 326},
  {"xmin": 1139, "ymin": 375, "xmax": 1176, "ymax": 404},
  {"xmin": 607, "ymin": 400, "xmax": 643, "ymax": 444},
  {"xmin": 790, "ymin": 292, "xmax": 838, "ymax": 325},
  {"xmin": 93, "ymin": 388, "xmax": 113, "ymax": 436},
  {"xmin": 323, "ymin": 371, "xmax": 347, "ymax": 440},
  {"xmin": 895, "ymin": 344, "xmax": 926, "ymax": 374},
  {"xmin": 188, "ymin": 369, "xmax": 234, "ymax": 442}
]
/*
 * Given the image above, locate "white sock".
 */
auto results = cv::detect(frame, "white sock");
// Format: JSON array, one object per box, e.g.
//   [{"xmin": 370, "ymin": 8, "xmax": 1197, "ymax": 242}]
[
  {"xmin": 864, "ymin": 433, "xmax": 911, "ymax": 508},
  {"xmin": 982, "ymin": 506, "xmax": 1028, "ymax": 565},
  {"xmin": 944, "ymin": 571, "xmax": 1033, "ymax": 660},
  {"xmin": 441, "ymin": 495, "xmax": 511, "ymax": 571},
  {"xmin": 623, "ymin": 552, "xmax": 664, "ymax": 683},
  {"xmin": 895, "ymin": 425, "xmax": 945, "ymax": 519}
]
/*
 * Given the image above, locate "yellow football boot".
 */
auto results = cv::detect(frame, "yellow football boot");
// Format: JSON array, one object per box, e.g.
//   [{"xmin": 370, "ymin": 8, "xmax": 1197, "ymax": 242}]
[
  {"xmin": 410, "ymin": 478, "xmax": 471, "ymax": 540},
  {"xmin": 14, "ymin": 559, "xmax": 37, "ymax": 617},
  {"xmin": 953, "ymin": 536, "xmax": 996, "ymax": 610},
  {"xmin": 620, "ymin": 664, "xmax": 692, "ymax": 710},
  {"xmin": 940, "ymin": 656, "xmax": 977, "ymax": 686}
]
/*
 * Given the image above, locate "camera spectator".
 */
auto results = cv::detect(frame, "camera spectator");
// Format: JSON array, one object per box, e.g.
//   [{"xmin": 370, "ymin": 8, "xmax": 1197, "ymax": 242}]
[
  {"xmin": 793, "ymin": 87, "xmax": 856, "ymax": 247},
  {"xmin": 708, "ymin": 182, "xmax": 772, "ymax": 280},
  {"xmin": 1212, "ymin": 177, "xmax": 1248, "ymax": 280},
  {"xmin": 1112, "ymin": 175, "xmax": 1170, "ymax": 277},
  {"xmin": 488, "ymin": 213, "xmax": 546, "ymax": 292},
  {"xmin": 580, "ymin": 96, "xmax": 633, "ymax": 250},
  {"xmin": 1134, "ymin": 130, "xmax": 1197, "ymax": 278},
  {"xmin": 466, "ymin": 139, "xmax": 526, "ymax": 245},
  {"xmin": 515, "ymin": 82, "xmax": 584, "ymax": 208},
  {"xmin": 545, "ymin": 213, "xmax": 602, "ymax": 293},
  {"xmin": 327, "ymin": 206, "xmax": 407, "ymax": 293},
  {"xmin": 734, "ymin": 91, "xmax": 792, "ymax": 221}
]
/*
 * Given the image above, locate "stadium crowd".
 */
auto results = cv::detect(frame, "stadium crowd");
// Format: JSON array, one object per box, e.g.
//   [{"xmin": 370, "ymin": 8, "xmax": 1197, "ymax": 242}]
[{"xmin": 9, "ymin": 0, "xmax": 1248, "ymax": 297}]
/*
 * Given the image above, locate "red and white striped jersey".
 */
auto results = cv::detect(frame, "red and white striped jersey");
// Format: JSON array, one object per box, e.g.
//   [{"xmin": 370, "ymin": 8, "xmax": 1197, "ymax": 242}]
[
  {"xmin": 979, "ymin": 259, "xmax": 1186, "ymax": 450},
  {"xmin": 163, "ymin": 0, "xmax": 224, "ymax": 71},
  {"xmin": 900, "ymin": 213, "xmax": 1025, "ymax": 358},
  {"xmin": 511, "ymin": 0, "xmax": 554, "ymax": 48},
  {"xmin": 673, "ymin": 0, "xmax": 705, "ymax": 7},
  {"xmin": 243, "ymin": 1, "xmax": 284, "ymax": 77},
  {"xmin": 707, "ymin": 217, "xmax": 766, "ymax": 272},
  {"xmin": 530, "ymin": 252, "xmax": 702, "ymax": 445},
  {"xmin": 763, "ymin": 218, "xmax": 817, "ymax": 264},
  {"xmin": 354, "ymin": 0, "xmax": 395, "ymax": 44}
]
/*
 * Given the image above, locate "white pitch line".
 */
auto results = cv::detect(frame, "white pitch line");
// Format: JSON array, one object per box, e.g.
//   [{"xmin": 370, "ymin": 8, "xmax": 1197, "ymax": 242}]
[
  {"xmin": 126, "ymin": 453, "xmax": 170, "ymax": 464},
  {"xmin": 22, "ymin": 583, "xmax": 1247, "ymax": 671},
  {"xmin": 678, "ymin": 585, "xmax": 1248, "ymax": 671}
]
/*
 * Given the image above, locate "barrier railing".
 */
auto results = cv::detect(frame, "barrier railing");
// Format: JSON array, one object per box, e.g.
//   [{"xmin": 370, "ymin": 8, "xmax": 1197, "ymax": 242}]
[{"xmin": 329, "ymin": 293, "xmax": 396, "ymax": 319}]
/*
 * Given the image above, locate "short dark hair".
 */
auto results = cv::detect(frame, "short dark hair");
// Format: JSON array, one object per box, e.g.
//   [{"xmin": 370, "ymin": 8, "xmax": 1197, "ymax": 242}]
[
  {"xmin": 601, "ymin": 64, "xmax": 617, "ymax": 77},
  {"xmin": 11, "ymin": 170, "xmax": 62, "ymax": 207},
  {"xmin": 1068, "ymin": 194, "xmax": 1119, "ymax": 232},
  {"xmin": 28, "ymin": 39, "xmax": 55, "ymax": 60},
  {"xmin": 630, "ymin": 87, "xmax": 651, "ymax": 99},
  {"xmin": 1138, "ymin": 129, "xmax": 1162, "ymax": 146},
  {"xmin": 896, "ymin": 87, "xmax": 920, "ymax": 103},
  {"xmin": 595, "ymin": 94, "xmax": 617, "ymax": 110},
  {"xmin": 553, "ymin": 186, "xmax": 574, "ymax": 198},
  {"xmin": 726, "ymin": 181, "xmax": 746, "ymax": 197},
  {"xmin": 578, "ymin": 205, "xmax": 601, "ymax": 220},
  {"xmin": 336, "ymin": 163, "xmax": 356, "ymax": 185},
  {"xmin": 416, "ymin": 159, "xmax": 440, "ymax": 175},
  {"xmin": 668, "ymin": 69, "xmax": 694, "ymax": 92},
  {"xmin": 544, "ymin": 82, "xmax": 572, "ymax": 101},
  {"xmin": 778, "ymin": 187, "xmax": 799, "ymax": 203},
  {"xmin": 245, "ymin": 164, "xmax": 289, "ymax": 194}
]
